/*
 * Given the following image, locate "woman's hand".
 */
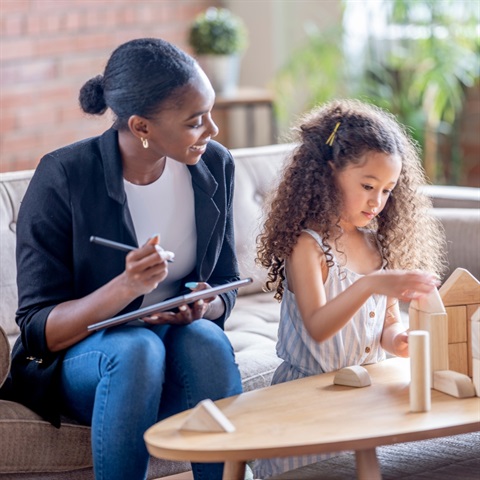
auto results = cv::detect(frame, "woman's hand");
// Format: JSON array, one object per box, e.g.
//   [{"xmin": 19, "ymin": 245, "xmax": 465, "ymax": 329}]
[
  {"xmin": 120, "ymin": 235, "xmax": 170, "ymax": 298},
  {"xmin": 142, "ymin": 282, "xmax": 217, "ymax": 325}
]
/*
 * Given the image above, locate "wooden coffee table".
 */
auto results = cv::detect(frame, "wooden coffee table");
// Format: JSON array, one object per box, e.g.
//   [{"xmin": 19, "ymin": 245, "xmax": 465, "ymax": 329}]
[{"xmin": 144, "ymin": 358, "xmax": 480, "ymax": 480}]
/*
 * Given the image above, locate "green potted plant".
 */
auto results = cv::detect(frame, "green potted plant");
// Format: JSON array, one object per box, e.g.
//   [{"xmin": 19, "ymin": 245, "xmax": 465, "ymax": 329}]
[{"xmin": 188, "ymin": 7, "xmax": 248, "ymax": 95}]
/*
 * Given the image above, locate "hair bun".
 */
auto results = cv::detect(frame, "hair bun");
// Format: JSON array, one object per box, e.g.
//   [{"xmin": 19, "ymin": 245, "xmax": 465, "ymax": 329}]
[{"xmin": 78, "ymin": 74, "xmax": 107, "ymax": 115}]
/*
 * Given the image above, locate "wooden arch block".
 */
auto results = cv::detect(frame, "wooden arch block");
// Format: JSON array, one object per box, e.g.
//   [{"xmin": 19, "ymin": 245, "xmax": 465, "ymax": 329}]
[
  {"xmin": 334, "ymin": 365, "xmax": 371, "ymax": 388},
  {"xmin": 433, "ymin": 370, "xmax": 476, "ymax": 398}
]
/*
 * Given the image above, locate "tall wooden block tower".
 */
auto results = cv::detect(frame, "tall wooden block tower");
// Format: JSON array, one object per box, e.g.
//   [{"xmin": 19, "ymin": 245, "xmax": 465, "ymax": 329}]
[
  {"xmin": 439, "ymin": 268, "xmax": 480, "ymax": 378},
  {"xmin": 408, "ymin": 270, "xmax": 478, "ymax": 399}
]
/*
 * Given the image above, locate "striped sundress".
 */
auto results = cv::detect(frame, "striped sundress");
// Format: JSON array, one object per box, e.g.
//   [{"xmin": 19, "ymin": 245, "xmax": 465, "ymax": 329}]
[{"xmin": 254, "ymin": 229, "xmax": 387, "ymax": 479}]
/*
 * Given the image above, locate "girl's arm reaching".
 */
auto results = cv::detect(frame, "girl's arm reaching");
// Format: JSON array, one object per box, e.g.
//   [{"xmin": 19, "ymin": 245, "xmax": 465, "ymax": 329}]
[
  {"xmin": 380, "ymin": 299, "xmax": 409, "ymax": 357},
  {"xmin": 286, "ymin": 232, "xmax": 438, "ymax": 343}
]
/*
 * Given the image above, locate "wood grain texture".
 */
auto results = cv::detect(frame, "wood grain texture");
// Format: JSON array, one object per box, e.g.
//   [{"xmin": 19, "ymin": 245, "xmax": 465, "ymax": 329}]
[{"xmin": 145, "ymin": 358, "xmax": 480, "ymax": 464}]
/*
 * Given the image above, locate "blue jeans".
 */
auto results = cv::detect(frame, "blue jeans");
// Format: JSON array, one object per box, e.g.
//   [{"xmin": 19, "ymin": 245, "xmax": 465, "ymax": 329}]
[{"xmin": 59, "ymin": 320, "xmax": 242, "ymax": 480}]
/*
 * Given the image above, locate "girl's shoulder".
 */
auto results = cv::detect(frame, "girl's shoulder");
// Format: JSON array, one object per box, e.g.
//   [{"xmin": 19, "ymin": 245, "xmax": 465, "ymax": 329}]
[
  {"xmin": 301, "ymin": 228, "xmax": 323, "ymax": 246},
  {"xmin": 295, "ymin": 229, "xmax": 328, "ymax": 257}
]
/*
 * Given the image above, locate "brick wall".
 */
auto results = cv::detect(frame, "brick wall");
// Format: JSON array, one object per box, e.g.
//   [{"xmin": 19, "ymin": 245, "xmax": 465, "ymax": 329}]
[{"xmin": 0, "ymin": 0, "xmax": 219, "ymax": 172}]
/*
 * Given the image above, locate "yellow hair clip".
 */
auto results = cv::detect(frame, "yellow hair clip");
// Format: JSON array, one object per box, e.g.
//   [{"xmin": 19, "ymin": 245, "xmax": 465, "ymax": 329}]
[{"xmin": 326, "ymin": 122, "xmax": 341, "ymax": 146}]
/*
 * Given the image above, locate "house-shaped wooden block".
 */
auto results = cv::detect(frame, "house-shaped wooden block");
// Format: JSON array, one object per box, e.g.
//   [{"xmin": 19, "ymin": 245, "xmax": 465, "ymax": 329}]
[{"xmin": 439, "ymin": 268, "xmax": 480, "ymax": 378}]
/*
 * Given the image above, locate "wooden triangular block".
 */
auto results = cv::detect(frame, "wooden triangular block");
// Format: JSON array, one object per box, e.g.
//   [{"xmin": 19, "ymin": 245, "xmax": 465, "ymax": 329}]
[
  {"xmin": 410, "ymin": 287, "xmax": 445, "ymax": 314},
  {"xmin": 440, "ymin": 268, "xmax": 480, "ymax": 306},
  {"xmin": 180, "ymin": 399, "xmax": 235, "ymax": 433}
]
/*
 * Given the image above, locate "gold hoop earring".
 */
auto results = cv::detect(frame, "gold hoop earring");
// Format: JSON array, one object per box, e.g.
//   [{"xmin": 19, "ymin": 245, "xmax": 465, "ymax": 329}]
[{"xmin": 141, "ymin": 137, "xmax": 149, "ymax": 149}]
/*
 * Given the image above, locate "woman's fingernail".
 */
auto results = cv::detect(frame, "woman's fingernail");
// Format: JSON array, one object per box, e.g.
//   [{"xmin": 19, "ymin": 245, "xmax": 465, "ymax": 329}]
[
  {"xmin": 197, "ymin": 299, "xmax": 204, "ymax": 306},
  {"xmin": 179, "ymin": 305, "xmax": 187, "ymax": 312},
  {"xmin": 185, "ymin": 282, "xmax": 198, "ymax": 289}
]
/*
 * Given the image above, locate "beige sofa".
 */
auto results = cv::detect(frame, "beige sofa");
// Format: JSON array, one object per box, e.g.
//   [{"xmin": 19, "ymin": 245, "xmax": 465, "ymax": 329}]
[{"xmin": 0, "ymin": 143, "xmax": 479, "ymax": 479}]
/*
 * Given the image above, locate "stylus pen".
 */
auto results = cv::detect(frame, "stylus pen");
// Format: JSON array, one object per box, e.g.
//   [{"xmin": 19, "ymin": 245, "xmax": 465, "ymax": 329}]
[{"xmin": 90, "ymin": 236, "xmax": 174, "ymax": 262}]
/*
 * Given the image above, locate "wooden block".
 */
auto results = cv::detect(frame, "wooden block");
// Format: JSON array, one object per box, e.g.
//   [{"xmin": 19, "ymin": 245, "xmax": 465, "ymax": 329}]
[
  {"xmin": 471, "ymin": 321, "xmax": 480, "ymax": 360},
  {"xmin": 179, "ymin": 399, "xmax": 235, "ymax": 433},
  {"xmin": 473, "ymin": 358, "xmax": 480, "ymax": 397},
  {"xmin": 408, "ymin": 306, "xmax": 420, "ymax": 331},
  {"xmin": 448, "ymin": 342, "xmax": 469, "ymax": 376},
  {"xmin": 334, "ymin": 366, "xmax": 371, "ymax": 388},
  {"xmin": 446, "ymin": 306, "xmax": 467, "ymax": 343},
  {"xmin": 433, "ymin": 370, "xmax": 475, "ymax": 398},
  {"xmin": 410, "ymin": 287, "xmax": 445, "ymax": 313},
  {"xmin": 468, "ymin": 319, "xmax": 472, "ymax": 377},
  {"xmin": 471, "ymin": 305, "xmax": 480, "ymax": 323},
  {"xmin": 420, "ymin": 312, "xmax": 449, "ymax": 379},
  {"xmin": 467, "ymin": 304, "xmax": 479, "ymax": 376},
  {"xmin": 440, "ymin": 268, "xmax": 480, "ymax": 306},
  {"xmin": 409, "ymin": 309, "xmax": 449, "ymax": 380},
  {"xmin": 409, "ymin": 331, "xmax": 431, "ymax": 412}
]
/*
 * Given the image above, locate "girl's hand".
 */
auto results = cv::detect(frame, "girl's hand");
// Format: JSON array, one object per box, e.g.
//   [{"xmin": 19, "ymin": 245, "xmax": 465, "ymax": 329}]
[
  {"xmin": 367, "ymin": 270, "xmax": 439, "ymax": 302},
  {"xmin": 121, "ymin": 235, "xmax": 169, "ymax": 298},
  {"xmin": 391, "ymin": 330, "xmax": 409, "ymax": 357},
  {"xmin": 142, "ymin": 282, "xmax": 217, "ymax": 325}
]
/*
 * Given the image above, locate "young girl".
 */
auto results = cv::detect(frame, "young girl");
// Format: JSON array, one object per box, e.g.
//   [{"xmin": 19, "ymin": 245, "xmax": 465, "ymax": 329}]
[{"xmin": 255, "ymin": 99, "xmax": 446, "ymax": 478}]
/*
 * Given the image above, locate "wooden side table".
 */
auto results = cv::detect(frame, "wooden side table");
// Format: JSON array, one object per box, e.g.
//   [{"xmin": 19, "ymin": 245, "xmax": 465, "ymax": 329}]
[
  {"xmin": 144, "ymin": 357, "xmax": 480, "ymax": 480},
  {"xmin": 212, "ymin": 87, "xmax": 277, "ymax": 148}
]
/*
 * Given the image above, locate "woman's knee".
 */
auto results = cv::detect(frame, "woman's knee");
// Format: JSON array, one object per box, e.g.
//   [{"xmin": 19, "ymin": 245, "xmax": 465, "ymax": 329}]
[
  {"xmin": 101, "ymin": 327, "xmax": 166, "ymax": 378},
  {"xmin": 168, "ymin": 320, "xmax": 234, "ymax": 358}
]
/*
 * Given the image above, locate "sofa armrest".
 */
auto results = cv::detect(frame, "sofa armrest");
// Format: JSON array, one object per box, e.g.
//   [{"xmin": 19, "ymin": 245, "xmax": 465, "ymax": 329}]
[
  {"xmin": 423, "ymin": 185, "xmax": 480, "ymax": 209},
  {"xmin": 0, "ymin": 325, "xmax": 10, "ymax": 389}
]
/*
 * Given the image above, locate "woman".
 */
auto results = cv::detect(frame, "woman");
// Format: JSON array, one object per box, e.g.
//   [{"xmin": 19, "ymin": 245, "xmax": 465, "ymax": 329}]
[{"xmin": 9, "ymin": 38, "xmax": 243, "ymax": 480}]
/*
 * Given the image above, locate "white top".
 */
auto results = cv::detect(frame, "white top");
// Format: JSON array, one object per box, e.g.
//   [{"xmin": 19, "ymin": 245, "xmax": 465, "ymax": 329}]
[
  {"xmin": 124, "ymin": 158, "xmax": 197, "ymax": 305},
  {"xmin": 274, "ymin": 228, "xmax": 387, "ymax": 382}
]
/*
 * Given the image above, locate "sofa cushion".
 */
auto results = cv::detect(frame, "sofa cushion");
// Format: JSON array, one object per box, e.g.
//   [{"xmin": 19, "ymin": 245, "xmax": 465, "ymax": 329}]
[
  {"xmin": 226, "ymin": 292, "xmax": 282, "ymax": 391},
  {"xmin": 0, "ymin": 170, "xmax": 32, "ymax": 342},
  {"xmin": 0, "ymin": 398, "xmax": 189, "ymax": 478},
  {"xmin": 231, "ymin": 144, "xmax": 293, "ymax": 296},
  {"xmin": 0, "ymin": 400, "xmax": 92, "ymax": 473}
]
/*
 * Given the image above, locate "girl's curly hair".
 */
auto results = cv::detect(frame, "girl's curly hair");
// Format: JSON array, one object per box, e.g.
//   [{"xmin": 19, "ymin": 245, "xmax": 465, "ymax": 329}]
[{"xmin": 256, "ymin": 99, "xmax": 447, "ymax": 301}]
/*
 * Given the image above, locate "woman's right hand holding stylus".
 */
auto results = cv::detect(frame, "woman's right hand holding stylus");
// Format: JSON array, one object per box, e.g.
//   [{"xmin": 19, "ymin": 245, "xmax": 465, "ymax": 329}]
[
  {"xmin": 121, "ymin": 235, "xmax": 169, "ymax": 298},
  {"xmin": 366, "ymin": 270, "xmax": 439, "ymax": 302},
  {"xmin": 46, "ymin": 235, "xmax": 170, "ymax": 351}
]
